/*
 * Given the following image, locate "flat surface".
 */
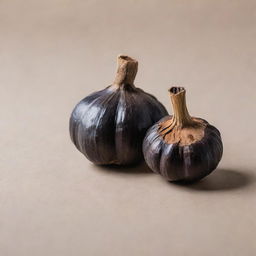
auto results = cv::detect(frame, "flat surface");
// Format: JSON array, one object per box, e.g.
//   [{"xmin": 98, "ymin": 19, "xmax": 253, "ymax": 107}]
[{"xmin": 1, "ymin": 1, "xmax": 256, "ymax": 255}]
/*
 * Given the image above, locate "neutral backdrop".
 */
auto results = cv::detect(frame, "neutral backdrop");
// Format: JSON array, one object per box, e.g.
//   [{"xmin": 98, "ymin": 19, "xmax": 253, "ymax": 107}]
[{"xmin": 1, "ymin": 0, "xmax": 256, "ymax": 255}]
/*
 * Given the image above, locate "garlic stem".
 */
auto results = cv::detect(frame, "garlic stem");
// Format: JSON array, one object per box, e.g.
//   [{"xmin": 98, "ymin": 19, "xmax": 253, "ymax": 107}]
[
  {"xmin": 113, "ymin": 55, "xmax": 138, "ymax": 86},
  {"xmin": 169, "ymin": 87, "xmax": 193, "ymax": 127}
]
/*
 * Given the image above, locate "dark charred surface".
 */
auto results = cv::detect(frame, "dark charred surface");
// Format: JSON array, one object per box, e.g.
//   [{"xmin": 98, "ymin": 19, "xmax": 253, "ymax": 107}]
[
  {"xmin": 70, "ymin": 85, "xmax": 168, "ymax": 165},
  {"xmin": 143, "ymin": 116, "xmax": 223, "ymax": 182}
]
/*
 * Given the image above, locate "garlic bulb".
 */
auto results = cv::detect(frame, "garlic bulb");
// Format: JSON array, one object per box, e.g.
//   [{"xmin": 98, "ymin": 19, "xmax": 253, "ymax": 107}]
[
  {"xmin": 143, "ymin": 87, "xmax": 223, "ymax": 182},
  {"xmin": 70, "ymin": 55, "xmax": 168, "ymax": 165}
]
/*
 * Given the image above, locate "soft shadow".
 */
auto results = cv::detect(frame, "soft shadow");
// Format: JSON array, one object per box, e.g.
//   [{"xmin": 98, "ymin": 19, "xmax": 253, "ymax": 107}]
[
  {"xmin": 95, "ymin": 161, "xmax": 153, "ymax": 174},
  {"xmin": 177, "ymin": 169, "xmax": 255, "ymax": 191}
]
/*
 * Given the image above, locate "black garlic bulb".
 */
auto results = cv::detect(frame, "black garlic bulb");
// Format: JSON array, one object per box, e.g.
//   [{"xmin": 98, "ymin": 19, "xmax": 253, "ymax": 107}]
[
  {"xmin": 70, "ymin": 55, "xmax": 168, "ymax": 165},
  {"xmin": 143, "ymin": 87, "xmax": 223, "ymax": 182}
]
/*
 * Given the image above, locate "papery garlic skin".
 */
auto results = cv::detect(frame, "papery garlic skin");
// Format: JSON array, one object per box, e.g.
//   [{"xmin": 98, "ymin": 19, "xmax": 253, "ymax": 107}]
[
  {"xmin": 143, "ymin": 116, "xmax": 223, "ymax": 181},
  {"xmin": 69, "ymin": 56, "xmax": 168, "ymax": 165}
]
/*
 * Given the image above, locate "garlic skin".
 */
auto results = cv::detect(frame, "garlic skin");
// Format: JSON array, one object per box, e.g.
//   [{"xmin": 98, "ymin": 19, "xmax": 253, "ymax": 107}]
[
  {"xmin": 69, "ymin": 55, "xmax": 168, "ymax": 165},
  {"xmin": 143, "ymin": 87, "xmax": 223, "ymax": 182}
]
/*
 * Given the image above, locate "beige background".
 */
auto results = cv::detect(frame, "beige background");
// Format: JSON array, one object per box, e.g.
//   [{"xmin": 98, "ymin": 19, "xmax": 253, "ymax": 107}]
[{"xmin": 1, "ymin": 0, "xmax": 256, "ymax": 255}]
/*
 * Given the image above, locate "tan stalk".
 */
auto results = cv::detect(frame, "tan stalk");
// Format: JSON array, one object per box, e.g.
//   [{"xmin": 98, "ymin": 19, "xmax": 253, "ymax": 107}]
[{"xmin": 113, "ymin": 55, "xmax": 138, "ymax": 86}]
